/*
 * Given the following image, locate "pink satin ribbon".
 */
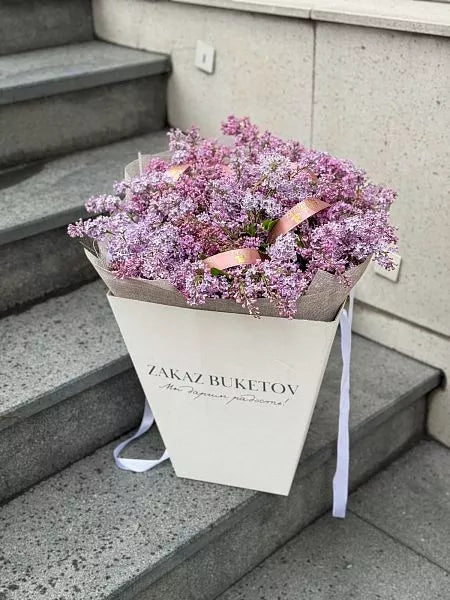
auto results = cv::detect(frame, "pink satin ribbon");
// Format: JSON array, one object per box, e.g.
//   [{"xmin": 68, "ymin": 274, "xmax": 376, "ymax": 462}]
[
  {"xmin": 204, "ymin": 248, "xmax": 262, "ymax": 270},
  {"xmin": 203, "ymin": 199, "xmax": 329, "ymax": 270},
  {"xmin": 167, "ymin": 164, "xmax": 190, "ymax": 181},
  {"xmin": 269, "ymin": 198, "xmax": 330, "ymax": 242}
]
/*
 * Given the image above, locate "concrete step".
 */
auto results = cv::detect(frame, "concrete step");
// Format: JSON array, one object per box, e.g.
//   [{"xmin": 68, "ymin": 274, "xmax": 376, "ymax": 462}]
[
  {"xmin": 0, "ymin": 41, "xmax": 170, "ymax": 167},
  {"xmin": 0, "ymin": 0, "xmax": 93, "ymax": 56},
  {"xmin": 218, "ymin": 441, "xmax": 450, "ymax": 600},
  {"xmin": 0, "ymin": 130, "xmax": 168, "ymax": 314},
  {"xmin": 0, "ymin": 281, "xmax": 441, "ymax": 597},
  {"xmin": 0, "ymin": 280, "xmax": 137, "ymax": 503}
]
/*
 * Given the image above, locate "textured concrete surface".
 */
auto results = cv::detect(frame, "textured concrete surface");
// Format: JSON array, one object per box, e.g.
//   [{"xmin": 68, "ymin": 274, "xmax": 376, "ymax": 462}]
[
  {"xmin": 0, "ymin": 0, "xmax": 93, "ymax": 56},
  {"xmin": 0, "ymin": 275, "xmax": 439, "ymax": 504},
  {"xmin": 131, "ymin": 399, "xmax": 426, "ymax": 600},
  {"xmin": 428, "ymin": 387, "xmax": 450, "ymax": 447},
  {"xmin": 312, "ymin": 21, "xmax": 450, "ymax": 442},
  {"xmin": 0, "ymin": 393, "xmax": 428, "ymax": 599},
  {"xmin": 309, "ymin": 330, "xmax": 440, "ymax": 444},
  {"xmin": 219, "ymin": 440, "xmax": 450, "ymax": 600},
  {"xmin": 0, "ymin": 429, "xmax": 251, "ymax": 600},
  {"xmin": 353, "ymin": 301, "xmax": 450, "ymax": 447},
  {"xmin": 0, "ymin": 273, "xmax": 440, "ymax": 598},
  {"xmin": 0, "ymin": 370, "xmax": 143, "ymax": 503},
  {"xmin": 0, "ymin": 275, "xmax": 440, "ymax": 430},
  {"xmin": 0, "ymin": 130, "xmax": 168, "ymax": 245},
  {"xmin": 0, "ymin": 280, "xmax": 129, "ymax": 427},
  {"xmin": 313, "ymin": 23, "xmax": 450, "ymax": 338},
  {"xmin": 173, "ymin": 0, "xmax": 311, "ymax": 19},
  {"xmin": 218, "ymin": 511, "xmax": 449, "ymax": 600},
  {"xmin": 93, "ymin": 0, "xmax": 450, "ymax": 443},
  {"xmin": 95, "ymin": 0, "xmax": 450, "ymax": 37},
  {"xmin": 128, "ymin": 401, "xmax": 425, "ymax": 600},
  {"xmin": 0, "ymin": 41, "xmax": 169, "ymax": 105},
  {"xmin": 0, "ymin": 226, "xmax": 97, "ymax": 314},
  {"xmin": 350, "ymin": 440, "xmax": 450, "ymax": 571},
  {"xmin": 1, "ymin": 75, "xmax": 167, "ymax": 168},
  {"xmin": 93, "ymin": 0, "xmax": 315, "ymax": 142},
  {"xmin": 311, "ymin": 0, "xmax": 450, "ymax": 37},
  {"xmin": 0, "ymin": 130, "xmax": 168, "ymax": 311}
]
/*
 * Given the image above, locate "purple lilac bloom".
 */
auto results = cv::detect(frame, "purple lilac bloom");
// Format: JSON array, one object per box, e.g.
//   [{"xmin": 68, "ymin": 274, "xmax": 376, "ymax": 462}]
[{"xmin": 68, "ymin": 116, "xmax": 397, "ymax": 317}]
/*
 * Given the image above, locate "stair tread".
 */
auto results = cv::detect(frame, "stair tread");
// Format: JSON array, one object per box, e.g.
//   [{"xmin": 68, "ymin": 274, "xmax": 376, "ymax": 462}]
[
  {"xmin": 0, "ymin": 320, "xmax": 440, "ymax": 599},
  {"xmin": 349, "ymin": 440, "xmax": 450, "ymax": 570},
  {"xmin": 0, "ymin": 274, "xmax": 440, "ymax": 431},
  {"xmin": 218, "ymin": 442, "xmax": 450, "ymax": 600},
  {"xmin": 0, "ymin": 40, "xmax": 170, "ymax": 106},
  {"xmin": 0, "ymin": 0, "xmax": 93, "ymax": 56},
  {"xmin": 0, "ymin": 280, "xmax": 128, "ymax": 429},
  {"xmin": 0, "ymin": 130, "xmax": 168, "ymax": 245}
]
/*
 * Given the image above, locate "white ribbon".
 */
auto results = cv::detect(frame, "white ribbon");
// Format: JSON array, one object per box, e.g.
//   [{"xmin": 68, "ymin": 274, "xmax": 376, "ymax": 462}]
[
  {"xmin": 115, "ymin": 295, "xmax": 354, "ymax": 516},
  {"xmin": 332, "ymin": 291, "xmax": 354, "ymax": 518},
  {"xmin": 113, "ymin": 396, "xmax": 169, "ymax": 472}
]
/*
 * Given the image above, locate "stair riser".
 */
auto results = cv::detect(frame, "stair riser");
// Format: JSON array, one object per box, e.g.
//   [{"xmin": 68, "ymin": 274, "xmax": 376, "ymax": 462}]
[
  {"xmin": 0, "ymin": 75, "xmax": 167, "ymax": 168},
  {"xmin": 0, "ymin": 369, "xmax": 143, "ymax": 504},
  {"xmin": 119, "ymin": 399, "xmax": 426, "ymax": 600},
  {"xmin": 0, "ymin": 0, "xmax": 93, "ymax": 56},
  {"xmin": 0, "ymin": 227, "xmax": 97, "ymax": 314}
]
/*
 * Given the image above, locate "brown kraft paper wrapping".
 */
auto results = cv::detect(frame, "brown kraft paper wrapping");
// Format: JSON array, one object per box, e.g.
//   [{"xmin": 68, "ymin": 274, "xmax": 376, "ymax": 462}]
[
  {"xmin": 85, "ymin": 249, "xmax": 370, "ymax": 322},
  {"xmin": 85, "ymin": 153, "xmax": 370, "ymax": 321}
]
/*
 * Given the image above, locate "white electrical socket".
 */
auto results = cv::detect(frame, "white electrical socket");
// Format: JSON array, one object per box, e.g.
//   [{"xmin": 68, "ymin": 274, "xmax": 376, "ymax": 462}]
[
  {"xmin": 373, "ymin": 252, "xmax": 402, "ymax": 282},
  {"xmin": 195, "ymin": 40, "xmax": 215, "ymax": 74}
]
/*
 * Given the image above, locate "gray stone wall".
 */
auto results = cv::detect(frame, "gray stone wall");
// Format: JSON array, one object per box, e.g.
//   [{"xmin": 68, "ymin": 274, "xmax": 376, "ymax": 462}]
[{"xmin": 92, "ymin": 0, "xmax": 450, "ymax": 444}]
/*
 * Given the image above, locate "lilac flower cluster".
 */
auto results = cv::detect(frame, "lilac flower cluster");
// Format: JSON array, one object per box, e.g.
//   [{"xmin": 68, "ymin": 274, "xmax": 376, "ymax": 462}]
[{"xmin": 68, "ymin": 116, "xmax": 397, "ymax": 317}]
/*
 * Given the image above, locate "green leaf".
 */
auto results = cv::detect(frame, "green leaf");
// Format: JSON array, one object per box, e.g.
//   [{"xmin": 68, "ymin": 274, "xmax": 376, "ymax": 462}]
[
  {"xmin": 262, "ymin": 219, "xmax": 277, "ymax": 232},
  {"xmin": 244, "ymin": 223, "xmax": 258, "ymax": 236},
  {"xmin": 210, "ymin": 267, "xmax": 232, "ymax": 281}
]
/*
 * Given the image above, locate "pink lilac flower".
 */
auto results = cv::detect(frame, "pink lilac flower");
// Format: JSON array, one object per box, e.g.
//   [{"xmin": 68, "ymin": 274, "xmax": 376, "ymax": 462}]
[{"xmin": 68, "ymin": 116, "xmax": 397, "ymax": 317}]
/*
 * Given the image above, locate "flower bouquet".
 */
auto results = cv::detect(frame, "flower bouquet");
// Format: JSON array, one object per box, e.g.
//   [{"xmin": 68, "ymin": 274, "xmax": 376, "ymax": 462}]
[{"xmin": 69, "ymin": 117, "xmax": 397, "ymax": 498}]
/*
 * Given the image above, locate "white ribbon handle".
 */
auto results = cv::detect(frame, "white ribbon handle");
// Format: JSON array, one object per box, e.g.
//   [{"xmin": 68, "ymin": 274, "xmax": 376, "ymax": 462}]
[
  {"xmin": 332, "ymin": 291, "xmax": 354, "ymax": 518},
  {"xmin": 113, "ymin": 397, "xmax": 169, "ymax": 472},
  {"xmin": 115, "ymin": 293, "xmax": 354, "ymax": 514}
]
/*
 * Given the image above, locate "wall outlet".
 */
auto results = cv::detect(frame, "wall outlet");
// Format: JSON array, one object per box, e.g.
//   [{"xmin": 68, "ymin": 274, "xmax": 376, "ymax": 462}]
[
  {"xmin": 373, "ymin": 252, "xmax": 402, "ymax": 282},
  {"xmin": 195, "ymin": 40, "xmax": 215, "ymax": 74}
]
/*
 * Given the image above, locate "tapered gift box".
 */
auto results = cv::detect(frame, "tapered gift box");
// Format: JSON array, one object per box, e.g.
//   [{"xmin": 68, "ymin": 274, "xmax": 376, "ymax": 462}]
[
  {"xmin": 87, "ymin": 244, "xmax": 368, "ymax": 495},
  {"xmin": 69, "ymin": 117, "xmax": 396, "ymax": 506}
]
